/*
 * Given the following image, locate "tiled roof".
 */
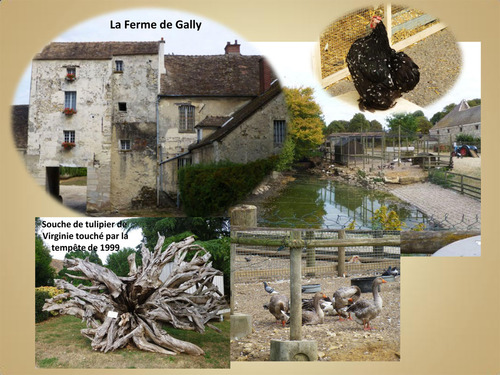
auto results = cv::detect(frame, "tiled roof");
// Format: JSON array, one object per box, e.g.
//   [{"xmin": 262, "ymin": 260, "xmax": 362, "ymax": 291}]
[
  {"xmin": 161, "ymin": 55, "xmax": 267, "ymax": 96},
  {"xmin": 11, "ymin": 105, "xmax": 29, "ymax": 149},
  {"xmin": 432, "ymin": 100, "xmax": 481, "ymax": 130},
  {"xmin": 34, "ymin": 41, "xmax": 160, "ymax": 60},
  {"xmin": 189, "ymin": 80, "xmax": 282, "ymax": 150},
  {"xmin": 195, "ymin": 116, "xmax": 231, "ymax": 128}
]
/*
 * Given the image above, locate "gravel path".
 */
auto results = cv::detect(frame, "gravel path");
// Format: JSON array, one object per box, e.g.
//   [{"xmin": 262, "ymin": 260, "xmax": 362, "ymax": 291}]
[
  {"xmin": 387, "ymin": 182, "xmax": 481, "ymax": 230},
  {"xmin": 326, "ymin": 28, "xmax": 461, "ymax": 108}
]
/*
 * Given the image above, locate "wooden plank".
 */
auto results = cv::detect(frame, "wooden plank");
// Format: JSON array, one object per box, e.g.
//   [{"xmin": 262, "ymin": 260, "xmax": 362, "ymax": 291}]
[
  {"xmin": 391, "ymin": 14, "xmax": 437, "ymax": 35},
  {"xmin": 392, "ymin": 22, "xmax": 447, "ymax": 50},
  {"xmin": 232, "ymin": 236, "xmax": 401, "ymax": 248}
]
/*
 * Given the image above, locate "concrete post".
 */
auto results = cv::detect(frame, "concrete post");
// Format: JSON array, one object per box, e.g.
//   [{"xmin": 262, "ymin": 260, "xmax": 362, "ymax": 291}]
[{"xmin": 229, "ymin": 205, "xmax": 257, "ymax": 340}]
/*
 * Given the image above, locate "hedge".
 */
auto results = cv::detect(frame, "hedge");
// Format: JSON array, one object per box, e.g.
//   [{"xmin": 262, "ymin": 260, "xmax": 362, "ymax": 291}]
[
  {"xmin": 35, "ymin": 290, "xmax": 51, "ymax": 323},
  {"xmin": 178, "ymin": 157, "xmax": 277, "ymax": 216}
]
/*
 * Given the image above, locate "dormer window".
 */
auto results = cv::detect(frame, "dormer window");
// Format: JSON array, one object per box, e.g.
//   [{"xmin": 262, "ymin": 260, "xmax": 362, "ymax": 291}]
[
  {"xmin": 66, "ymin": 67, "xmax": 76, "ymax": 81},
  {"xmin": 115, "ymin": 60, "xmax": 123, "ymax": 72},
  {"xmin": 196, "ymin": 128, "xmax": 202, "ymax": 143}
]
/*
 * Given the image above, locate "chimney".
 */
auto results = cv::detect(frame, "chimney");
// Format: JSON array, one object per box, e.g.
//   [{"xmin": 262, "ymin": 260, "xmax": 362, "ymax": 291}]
[
  {"xmin": 259, "ymin": 58, "xmax": 273, "ymax": 93},
  {"xmin": 224, "ymin": 40, "xmax": 240, "ymax": 55}
]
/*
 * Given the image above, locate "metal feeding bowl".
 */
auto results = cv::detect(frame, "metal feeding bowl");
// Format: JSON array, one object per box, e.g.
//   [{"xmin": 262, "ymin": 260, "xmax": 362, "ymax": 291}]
[
  {"xmin": 350, "ymin": 275, "xmax": 395, "ymax": 293},
  {"xmin": 302, "ymin": 284, "xmax": 321, "ymax": 293}
]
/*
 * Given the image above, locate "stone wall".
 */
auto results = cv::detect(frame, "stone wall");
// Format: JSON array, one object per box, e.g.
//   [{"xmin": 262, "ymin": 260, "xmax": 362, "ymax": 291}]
[
  {"xmin": 430, "ymin": 122, "xmax": 481, "ymax": 140},
  {"xmin": 191, "ymin": 92, "xmax": 287, "ymax": 165},
  {"xmin": 158, "ymin": 96, "xmax": 251, "ymax": 195}
]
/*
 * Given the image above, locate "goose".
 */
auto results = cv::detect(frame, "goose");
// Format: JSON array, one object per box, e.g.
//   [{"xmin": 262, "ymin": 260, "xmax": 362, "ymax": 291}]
[
  {"xmin": 263, "ymin": 281, "xmax": 278, "ymax": 294},
  {"xmin": 268, "ymin": 294, "xmax": 289, "ymax": 326},
  {"xmin": 333, "ymin": 285, "xmax": 361, "ymax": 321},
  {"xmin": 347, "ymin": 277, "xmax": 387, "ymax": 330},
  {"xmin": 302, "ymin": 296, "xmax": 334, "ymax": 315},
  {"xmin": 302, "ymin": 292, "xmax": 327, "ymax": 325}
]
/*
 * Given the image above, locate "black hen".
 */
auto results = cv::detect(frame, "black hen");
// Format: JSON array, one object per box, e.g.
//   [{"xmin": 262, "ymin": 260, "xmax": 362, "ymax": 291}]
[{"xmin": 346, "ymin": 16, "xmax": 420, "ymax": 111}]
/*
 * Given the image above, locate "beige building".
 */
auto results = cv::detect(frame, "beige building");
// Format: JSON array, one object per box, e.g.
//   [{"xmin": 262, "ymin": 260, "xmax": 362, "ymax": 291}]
[
  {"xmin": 429, "ymin": 100, "xmax": 481, "ymax": 141},
  {"xmin": 17, "ymin": 40, "xmax": 286, "ymax": 213}
]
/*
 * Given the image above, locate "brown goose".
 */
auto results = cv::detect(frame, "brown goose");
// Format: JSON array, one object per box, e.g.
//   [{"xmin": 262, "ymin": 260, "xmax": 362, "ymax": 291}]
[
  {"xmin": 347, "ymin": 277, "xmax": 387, "ymax": 330},
  {"xmin": 302, "ymin": 292, "xmax": 327, "ymax": 325},
  {"xmin": 268, "ymin": 294, "xmax": 289, "ymax": 326},
  {"xmin": 333, "ymin": 285, "xmax": 361, "ymax": 321}
]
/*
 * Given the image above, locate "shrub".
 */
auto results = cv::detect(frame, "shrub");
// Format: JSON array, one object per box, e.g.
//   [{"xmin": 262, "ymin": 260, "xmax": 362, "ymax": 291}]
[
  {"xmin": 59, "ymin": 166, "xmax": 87, "ymax": 177},
  {"xmin": 371, "ymin": 205, "xmax": 405, "ymax": 230},
  {"xmin": 275, "ymin": 138, "xmax": 295, "ymax": 172},
  {"xmin": 455, "ymin": 134, "xmax": 480, "ymax": 146},
  {"xmin": 35, "ymin": 289, "xmax": 51, "ymax": 323},
  {"xmin": 35, "ymin": 287, "xmax": 65, "ymax": 318},
  {"xmin": 178, "ymin": 157, "xmax": 277, "ymax": 216},
  {"xmin": 428, "ymin": 169, "xmax": 452, "ymax": 188}
]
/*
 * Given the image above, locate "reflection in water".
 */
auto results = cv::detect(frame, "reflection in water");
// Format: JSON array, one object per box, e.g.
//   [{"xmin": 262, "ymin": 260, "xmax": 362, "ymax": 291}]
[{"xmin": 261, "ymin": 175, "xmax": 432, "ymax": 229}]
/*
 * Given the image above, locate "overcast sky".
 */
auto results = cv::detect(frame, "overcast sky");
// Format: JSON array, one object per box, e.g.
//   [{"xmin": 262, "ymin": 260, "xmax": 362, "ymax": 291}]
[{"xmin": 13, "ymin": 7, "xmax": 481, "ymax": 126}]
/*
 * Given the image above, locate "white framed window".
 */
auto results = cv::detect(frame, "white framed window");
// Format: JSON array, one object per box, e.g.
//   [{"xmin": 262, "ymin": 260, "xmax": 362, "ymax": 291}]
[
  {"xmin": 273, "ymin": 120, "xmax": 286, "ymax": 145},
  {"xmin": 64, "ymin": 91, "xmax": 77, "ymax": 110},
  {"xmin": 179, "ymin": 104, "xmax": 195, "ymax": 133},
  {"xmin": 120, "ymin": 140, "xmax": 131, "ymax": 150},
  {"xmin": 115, "ymin": 60, "xmax": 123, "ymax": 72},
  {"xmin": 64, "ymin": 130, "xmax": 75, "ymax": 143},
  {"xmin": 66, "ymin": 67, "xmax": 76, "ymax": 81}
]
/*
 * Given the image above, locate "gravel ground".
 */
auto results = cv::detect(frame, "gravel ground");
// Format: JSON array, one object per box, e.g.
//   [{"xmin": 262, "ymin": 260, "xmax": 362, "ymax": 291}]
[
  {"xmin": 326, "ymin": 28, "xmax": 461, "ymax": 108},
  {"xmin": 231, "ymin": 274, "xmax": 400, "ymax": 361}
]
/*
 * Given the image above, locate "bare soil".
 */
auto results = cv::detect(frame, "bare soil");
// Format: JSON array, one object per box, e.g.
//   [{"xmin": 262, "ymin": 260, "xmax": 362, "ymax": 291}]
[{"xmin": 231, "ymin": 274, "xmax": 400, "ymax": 361}]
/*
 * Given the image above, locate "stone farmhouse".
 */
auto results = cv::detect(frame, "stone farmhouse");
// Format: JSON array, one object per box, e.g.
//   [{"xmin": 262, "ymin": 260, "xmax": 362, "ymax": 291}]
[
  {"xmin": 15, "ymin": 40, "xmax": 287, "ymax": 213},
  {"xmin": 429, "ymin": 100, "xmax": 481, "ymax": 141}
]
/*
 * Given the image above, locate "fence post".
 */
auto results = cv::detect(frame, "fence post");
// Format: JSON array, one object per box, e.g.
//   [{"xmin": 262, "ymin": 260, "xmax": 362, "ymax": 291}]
[
  {"xmin": 305, "ymin": 230, "xmax": 315, "ymax": 276},
  {"xmin": 289, "ymin": 230, "xmax": 302, "ymax": 341},
  {"xmin": 337, "ymin": 229, "xmax": 346, "ymax": 276}
]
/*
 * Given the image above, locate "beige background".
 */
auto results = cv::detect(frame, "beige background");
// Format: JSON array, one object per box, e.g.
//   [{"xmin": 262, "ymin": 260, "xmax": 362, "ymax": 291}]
[{"xmin": 0, "ymin": 0, "xmax": 498, "ymax": 374}]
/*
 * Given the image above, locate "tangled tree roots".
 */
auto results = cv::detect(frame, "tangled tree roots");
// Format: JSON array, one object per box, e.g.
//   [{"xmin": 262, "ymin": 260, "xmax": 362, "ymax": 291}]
[{"xmin": 43, "ymin": 235, "xmax": 226, "ymax": 355}]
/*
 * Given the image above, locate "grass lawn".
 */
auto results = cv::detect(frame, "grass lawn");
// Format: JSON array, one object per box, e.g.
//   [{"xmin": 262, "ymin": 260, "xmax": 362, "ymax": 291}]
[{"xmin": 36, "ymin": 315, "xmax": 230, "ymax": 369}]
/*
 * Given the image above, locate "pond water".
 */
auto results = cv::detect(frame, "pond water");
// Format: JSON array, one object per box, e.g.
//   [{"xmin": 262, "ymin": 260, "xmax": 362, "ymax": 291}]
[{"xmin": 259, "ymin": 174, "xmax": 434, "ymax": 230}]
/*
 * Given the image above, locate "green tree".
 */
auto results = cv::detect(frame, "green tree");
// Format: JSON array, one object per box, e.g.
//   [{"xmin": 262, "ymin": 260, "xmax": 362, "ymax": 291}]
[
  {"xmin": 324, "ymin": 120, "xmax": 348, "ymax": 135},
  {"xmin": 467, "ymin": 98, "xmax": 481, "ymax": 107},
  {"xmin": 369, "ymin": 119, "xmax": 383, "ymax": 132},
  {"xmin": 106, "ymin": 247, "xmax": 141, "ymax": 277},
  {"xmin": 121, "ymin": 218, "xmax": 229, "ymax": 252},
  {"xmin": 35, "ymin": 236, "xmax": 56, "ymax": 287},
  {"xmin": 386, "ymin": 113, "xmax": 419, "ymax": 139},
  {"xmin": 283, "ymin": 87, "xmax": 325, "ymax": 160},
  {"xmin": 347, "ymin": 113, "xmax": 370, "ymax": 132},
  {"xmin": 275, "ymin": 137, "xmax": 295, "ymax": 171},
  {"xmin": 416, "ymin": 116, "xmax": 433, "ymax": 135},
  {"xmin": 430, "ymin": 103, "xmax": 456, "ymax": 124}
]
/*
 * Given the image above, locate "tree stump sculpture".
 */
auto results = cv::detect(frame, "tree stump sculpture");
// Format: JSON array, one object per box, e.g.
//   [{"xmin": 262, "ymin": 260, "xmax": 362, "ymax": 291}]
[{"xmin": 43, "ymin": 235, "xmax": 226, "ymax": 355}]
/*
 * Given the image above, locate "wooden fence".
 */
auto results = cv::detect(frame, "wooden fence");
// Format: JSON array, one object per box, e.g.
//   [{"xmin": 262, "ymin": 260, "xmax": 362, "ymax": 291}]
[{"xmin": 428, "ymin": 169, "xmax": 481, "ymax": 200}]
